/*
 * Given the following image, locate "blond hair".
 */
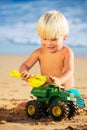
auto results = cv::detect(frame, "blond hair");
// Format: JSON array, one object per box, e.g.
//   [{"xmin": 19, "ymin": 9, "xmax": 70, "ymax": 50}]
[{"xmin": 37, "ymin": 10, "xmax": 69, "ymax": 40}]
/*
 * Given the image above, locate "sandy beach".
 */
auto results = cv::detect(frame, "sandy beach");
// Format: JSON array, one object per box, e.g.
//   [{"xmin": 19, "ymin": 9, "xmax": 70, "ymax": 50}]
[{"xmin": 0, "ymin": 55, "xmax": 87, "ymax": 130}]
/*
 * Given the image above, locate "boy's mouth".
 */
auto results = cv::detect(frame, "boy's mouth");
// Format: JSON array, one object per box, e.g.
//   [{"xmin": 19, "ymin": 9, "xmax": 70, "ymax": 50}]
[
  {"xmin": 47, "ymin": 46, "xmax": 55, "ymax": 49},
  {"xmin": 47, "ymin": 46, "xmax": 57, "ymax": 52}
]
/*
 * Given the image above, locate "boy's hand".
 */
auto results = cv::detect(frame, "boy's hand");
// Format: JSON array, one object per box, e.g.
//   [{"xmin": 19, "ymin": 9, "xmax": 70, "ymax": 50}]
[
  {"xmin": 49, "ymin": 75, "xmax": 62, "ymax": 85},
  {"xmin": 20, "ymin": 71, "xmax": 33, "ymax": 80}
]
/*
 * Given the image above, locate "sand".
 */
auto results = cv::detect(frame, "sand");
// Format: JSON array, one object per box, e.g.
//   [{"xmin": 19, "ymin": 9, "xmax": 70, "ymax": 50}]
[{"xmin": 0, "ymin": 55, "xmax": 87, "ymax": 130}]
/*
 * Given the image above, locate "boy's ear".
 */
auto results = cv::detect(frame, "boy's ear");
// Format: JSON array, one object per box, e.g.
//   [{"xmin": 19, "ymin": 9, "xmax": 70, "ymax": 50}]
[{"xmin": 63, "ymin": 35, "xmax": 67, "ymax": 40}]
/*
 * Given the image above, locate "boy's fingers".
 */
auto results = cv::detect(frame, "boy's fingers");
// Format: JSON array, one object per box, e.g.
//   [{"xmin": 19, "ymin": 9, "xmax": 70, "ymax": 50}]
[
  {"xmin": 49, "ymin": 76, "xmax": 55, "ymax": 82},
  {"xmin": 20, "ymin": 71, "xmax": 33, "ymax": 79}
]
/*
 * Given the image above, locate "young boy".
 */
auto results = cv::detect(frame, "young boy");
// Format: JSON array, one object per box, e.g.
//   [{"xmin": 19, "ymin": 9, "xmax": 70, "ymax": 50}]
[
  {"xmin": 18, "ymin": 10, "xmax": 85, "ymax": 109},
  {"xmin": 20, "ymin": 10, "xmax": 74, "ymax": 91}
]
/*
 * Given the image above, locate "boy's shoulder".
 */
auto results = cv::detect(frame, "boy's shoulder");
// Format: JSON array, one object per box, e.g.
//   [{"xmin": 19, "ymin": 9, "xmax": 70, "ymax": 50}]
[
  {"xmin": 63, "ymin": 45, "xmax": 73, "ymax": 52},
  {"xmin": 32, "ymin": 47, "xmax": 43, "ymax": 55},
  {"xmin": 34, "ymin": 47, "xmax": 42, "ymax": 53},
  {"xmin": 63, "ymin": 45, "xmax": 74, "ymax": 56}
]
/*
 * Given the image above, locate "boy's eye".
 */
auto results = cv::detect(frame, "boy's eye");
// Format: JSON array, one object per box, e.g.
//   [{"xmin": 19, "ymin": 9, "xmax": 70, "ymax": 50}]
[
  {"xmin": 51, "ymin": 38, "xmax": 58, "ymax": 41},
  {"xmin": 43, "ymin": 38, "xmax": 47, "ymax": 40},
  {"xmin": 43, "ymin": 38, "xmax": 58, "ymax": 41}
]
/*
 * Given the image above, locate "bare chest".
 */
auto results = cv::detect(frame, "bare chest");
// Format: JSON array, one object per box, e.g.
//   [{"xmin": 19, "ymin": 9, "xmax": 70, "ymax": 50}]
[{"xmin": 39, "ymin": 53, "xmax": 64, "ymax": 76}]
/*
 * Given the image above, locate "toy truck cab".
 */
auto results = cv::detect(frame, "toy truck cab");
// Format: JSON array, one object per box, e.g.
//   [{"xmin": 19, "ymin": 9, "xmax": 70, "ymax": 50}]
[{"xmin": 31, "ymin": 84, "xmax": 76, "ymax": 104}]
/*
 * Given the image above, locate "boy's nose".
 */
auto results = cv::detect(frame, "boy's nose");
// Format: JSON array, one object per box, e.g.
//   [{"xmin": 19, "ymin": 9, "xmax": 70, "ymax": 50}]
[{"xmin": 47, "ymin": 40, "xmax": 51, "ymax": 45}]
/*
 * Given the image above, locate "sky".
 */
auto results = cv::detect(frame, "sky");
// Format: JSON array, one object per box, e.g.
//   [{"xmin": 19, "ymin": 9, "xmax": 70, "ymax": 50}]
[{"xmin": 0, "ymin": 0, "xmax": 87, "ymax": 55}]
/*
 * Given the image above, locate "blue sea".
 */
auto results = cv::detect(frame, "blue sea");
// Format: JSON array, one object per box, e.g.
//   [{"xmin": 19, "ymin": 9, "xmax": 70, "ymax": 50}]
[
  {"xmin": 0, "ymin": 0, "xmax": 87, "ymax": 56},
  {"xmin": 0, "ymin": 43, "xmax": 87, "ymax": 57}
]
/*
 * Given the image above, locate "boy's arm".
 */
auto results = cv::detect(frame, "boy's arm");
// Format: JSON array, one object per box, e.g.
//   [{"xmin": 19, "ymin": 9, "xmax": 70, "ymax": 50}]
[
  {"xmin": 50, "ymin": 48, "xmax": 74, "ymax": 85},
  {"xmin": 19, "ymin": 49, "xmax": 40, "ymax": 79},
  {"xmin": 59, "ymin": 48, "xmax": 74, "ymax": 84}
]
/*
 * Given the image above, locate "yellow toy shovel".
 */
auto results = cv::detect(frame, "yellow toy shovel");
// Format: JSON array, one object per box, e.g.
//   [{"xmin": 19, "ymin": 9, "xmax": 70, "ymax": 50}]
[{"xmin": 9, "ymin": 70, "xmax": 47, "ymax": 88}]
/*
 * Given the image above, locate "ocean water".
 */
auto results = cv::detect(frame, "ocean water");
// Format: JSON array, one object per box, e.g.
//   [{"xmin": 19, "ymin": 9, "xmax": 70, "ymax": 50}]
[
  {"xmin": 71, "ymin": 47, "xmax": 87, "ymax": 57},
  {"xmin": 0, "ymin": 43, "xmax": 87, "ymax": 57},
  {"xmin": 0, "ymin": 0, "xmax": 87, "ymax": 56}
]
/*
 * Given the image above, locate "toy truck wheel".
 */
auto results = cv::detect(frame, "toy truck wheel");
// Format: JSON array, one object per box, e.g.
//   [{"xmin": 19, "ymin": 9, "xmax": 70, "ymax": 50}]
[
  {"xmin": 26, "ymin": 100, "xmax": 43, "ymax": 119},
  {"xmin": 49, "ymin": 101, "xmax": 69, "ymax": 121},
  {"xmin": 68, "ymin": 103, "xmax": 78, "ymax": 119},
  {"xmin": 42, "ymin": 103, "xmax": 49, "ymax": 116}
]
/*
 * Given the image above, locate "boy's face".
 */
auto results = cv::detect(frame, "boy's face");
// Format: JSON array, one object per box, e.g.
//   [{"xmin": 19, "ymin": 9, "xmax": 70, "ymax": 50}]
[{"xmin": 41, "ymin": 36, "xmax": 65, "ymax": 53}]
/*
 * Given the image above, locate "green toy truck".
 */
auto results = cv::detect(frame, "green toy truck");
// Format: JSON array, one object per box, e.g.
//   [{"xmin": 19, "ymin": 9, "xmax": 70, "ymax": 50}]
[
  {"xmin": 9, "ymin": 70, "xmax": 85, "ymax": 121},
  {"xmin": 26, "ymin": 84, "xmax": 85, "ymax": 121}
]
